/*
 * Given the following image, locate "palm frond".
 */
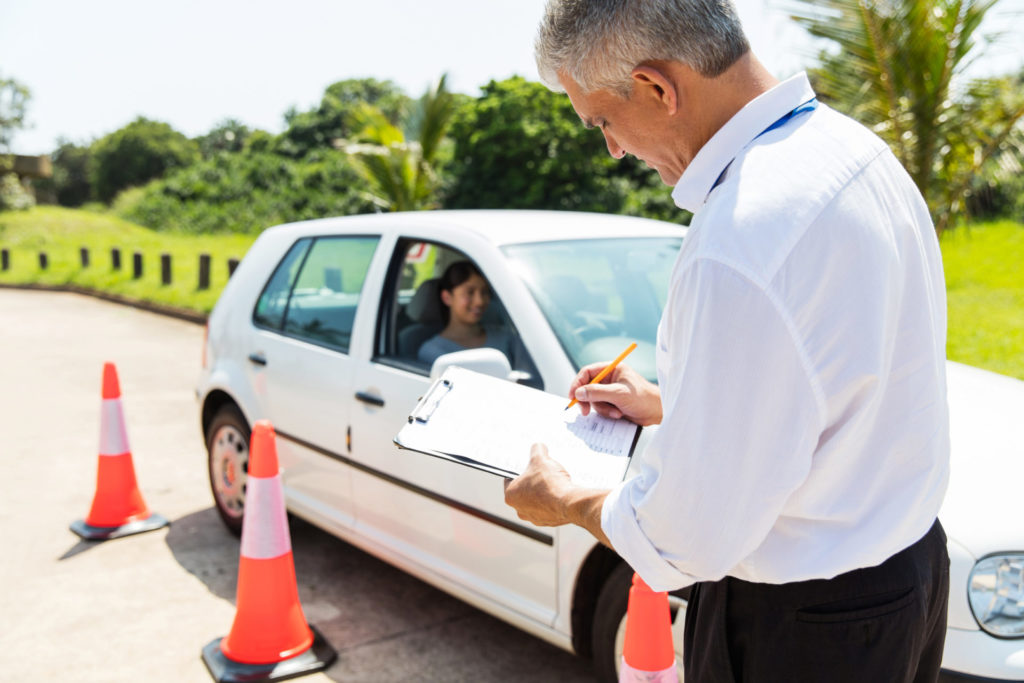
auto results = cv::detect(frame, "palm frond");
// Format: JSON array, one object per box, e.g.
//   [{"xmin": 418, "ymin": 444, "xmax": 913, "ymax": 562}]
[{"xmin": 787, "ymin": 0, "xmax": 1021, "ymax": 231}]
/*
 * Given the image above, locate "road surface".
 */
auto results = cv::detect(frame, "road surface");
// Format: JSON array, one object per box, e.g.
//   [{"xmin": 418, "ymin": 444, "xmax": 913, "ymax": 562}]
[{"xmin": 0, "ymin": 288, "xmax": 597, "ymax": 682}]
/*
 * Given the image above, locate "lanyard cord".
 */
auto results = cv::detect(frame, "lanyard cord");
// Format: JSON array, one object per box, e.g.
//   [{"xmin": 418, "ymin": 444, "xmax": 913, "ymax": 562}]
[{"xmin": 709, "ymin": 98, "xmax": 819, "ymax": 193}]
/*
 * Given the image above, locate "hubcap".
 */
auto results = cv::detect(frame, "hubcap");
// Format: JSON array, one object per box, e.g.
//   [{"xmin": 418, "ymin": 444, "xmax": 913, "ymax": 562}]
[
  {"xmin": 210, "ymin": 424, "xmax": 248, "ymax": 520},
  {"xmin": 614, "ymin": 594, "xmax": 688, "ymax": 679}
]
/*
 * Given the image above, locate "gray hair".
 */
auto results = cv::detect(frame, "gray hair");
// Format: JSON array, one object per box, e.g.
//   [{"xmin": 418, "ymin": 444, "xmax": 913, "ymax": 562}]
[{"xmin": 536, "ymin": 0, "xmax": 750, "ymax": 97}]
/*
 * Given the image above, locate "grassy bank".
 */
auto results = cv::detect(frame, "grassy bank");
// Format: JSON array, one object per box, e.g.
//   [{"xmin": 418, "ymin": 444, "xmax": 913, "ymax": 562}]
[
  {"xmin": 1, "ymin": 207, "xmax": 1022, "ymax": 380},
  {"xmin": 940, "ymin": 219, "xmax": 1024, "ymax": 381},
  {"xmin": 0, "ymin": 206, "xmax": 255, "ymax": 314}
]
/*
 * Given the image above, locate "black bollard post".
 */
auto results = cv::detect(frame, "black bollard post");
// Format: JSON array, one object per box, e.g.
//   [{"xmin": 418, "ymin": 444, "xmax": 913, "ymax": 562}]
[
  {"xmin": 1, "ymin": 248, "xmax": 9, "ymax": 271},
  {"xmin": 198, "ymin": 253, "xmax": 211, "ymax": 290},
  {"xmin": 39, "ymin": 252, "xmax": 48, "ymax": 270},
  {"xmin": 133, "ymin": 252, "xmax": 143, "ymax": 279},
  {"xmin": 227, "ymin": 258, "xmax": 240, "ymax": 277},
  {"xmin": 111, "ymin": 247, "xmax": 121, "ymax": 271},
  {"xmin": 160, "ymin": 253, "xmax": 172, "ymax": 286},
  {"xmin": 80, "ymin": 247, "xmax": 90, "ymax": 268}
]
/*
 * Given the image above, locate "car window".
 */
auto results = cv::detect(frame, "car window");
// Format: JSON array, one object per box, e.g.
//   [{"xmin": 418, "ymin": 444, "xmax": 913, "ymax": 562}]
[
  {"xmin": 502, "ymin": 237, "xmax": 682, "ymax": 383},
  {"xmin": 253, "ymin": 238, "xmax": 312, "ymax": 330},
  {"xmin": 280, "ymin": 236, "xmax": 379, "ymax": 353},
  {"xmin": 378, "ymin": 240, "xmax": 543, "ymax": 389}
]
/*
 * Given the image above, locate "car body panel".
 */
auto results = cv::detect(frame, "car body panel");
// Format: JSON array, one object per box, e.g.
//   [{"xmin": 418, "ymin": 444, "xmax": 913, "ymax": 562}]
[
  {"xmin": 939, "ymin": 362, "xmax": 1024, "ymax": 679},
  {"xmin": 943, "ymin": 362, "xmax": 1024, "ymax": 554}
]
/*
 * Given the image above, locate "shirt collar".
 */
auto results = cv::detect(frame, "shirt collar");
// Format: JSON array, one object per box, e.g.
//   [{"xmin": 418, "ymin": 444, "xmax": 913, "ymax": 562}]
[{"xmin": 671, "ymin": 72, "xmax": 817, "ymax": 213}]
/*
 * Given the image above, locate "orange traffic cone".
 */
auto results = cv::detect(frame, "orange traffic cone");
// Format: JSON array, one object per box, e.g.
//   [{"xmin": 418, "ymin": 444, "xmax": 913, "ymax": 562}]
[
  {"xmin": 620, "ymin": 572, "xmax": 679, "ymax": 683},
  {"xmin": 70, "ymin": 362, "xmax": 168, "ymax": 540},
  {"xmin": 201, "ymin": 420, "xmax": 336, "ymax": 682}
]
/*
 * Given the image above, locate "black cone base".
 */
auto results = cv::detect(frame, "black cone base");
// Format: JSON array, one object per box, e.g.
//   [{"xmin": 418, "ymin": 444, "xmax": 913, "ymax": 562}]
[
  {"xmin": 70, "ymin": 512, "xmax": 170, "ymax": 540},
  {"xmin": 201, "ymin": 626, "xmax": 337, "ymax": 682}
]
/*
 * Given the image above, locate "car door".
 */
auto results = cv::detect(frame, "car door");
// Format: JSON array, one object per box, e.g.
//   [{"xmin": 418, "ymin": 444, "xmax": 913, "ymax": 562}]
[
  {"xmin": 248, "ymin": 233, "xmax": 380, "ymax": 532},
  {"xmin": 348, "ymin": 238, "xmax": 558, "ymax": 625}
]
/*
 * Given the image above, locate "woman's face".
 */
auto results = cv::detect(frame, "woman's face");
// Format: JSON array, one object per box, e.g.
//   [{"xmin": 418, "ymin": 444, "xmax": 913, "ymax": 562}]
[{"xmin": 441, "ymin": 273, "xmax": 491, "ymax": 326}]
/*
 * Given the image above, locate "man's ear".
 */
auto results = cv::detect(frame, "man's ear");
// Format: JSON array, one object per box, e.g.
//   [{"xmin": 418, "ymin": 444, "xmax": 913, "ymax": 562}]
[{"xmin": 631, "ymin": 65, "xmax": 678, "ymax": 115}]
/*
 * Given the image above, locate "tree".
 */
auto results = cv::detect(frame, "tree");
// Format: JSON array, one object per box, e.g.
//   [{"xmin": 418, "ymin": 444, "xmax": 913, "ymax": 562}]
[
  {"xmin": 194, "ymin": 118, "xmax": 253, "ymax": 159},
  {"xmin": 0, "ymin": 73, "xmax": 33, "ymax": 210},
  {"xmin": 42, "ymin": 139, "xmax": 93, "ymax": 206},
  {"xmin": 89, "ymin": 117, "xmax": 200, "ymax": 203},
  {"xmin": 0, "ymin": 73, "xmax": 30, "ymax": 152},
  {"xmin": 441, "ymin": 76, "xmax": 682, "ymax": 221},
  {"xmin": 340, "ymin": 74, "xmax": 460, "ymax": 211},
  {"xmin": 789, "ymin": 0, "xmax": 1024, "ymax": 233},
  {"xmin": 278, "ymin": 78, "xmax": 410, "ymax": 158},
  {"xmin": 443, "ymin": 76, "xmax": 614, "ymax": 211}
]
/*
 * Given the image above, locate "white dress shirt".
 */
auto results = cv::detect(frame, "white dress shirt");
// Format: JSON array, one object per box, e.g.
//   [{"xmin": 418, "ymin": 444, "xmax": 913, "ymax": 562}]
[{"xmin": 601, "ymin": 72, "xmax": 950, "ymax": 592}]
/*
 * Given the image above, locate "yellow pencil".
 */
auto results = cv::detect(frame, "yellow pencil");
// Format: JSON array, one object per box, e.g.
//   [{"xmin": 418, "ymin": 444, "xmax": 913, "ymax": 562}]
[{"xmin": 565, "ymin": 342, "xmax": 638, "ymax": 410}]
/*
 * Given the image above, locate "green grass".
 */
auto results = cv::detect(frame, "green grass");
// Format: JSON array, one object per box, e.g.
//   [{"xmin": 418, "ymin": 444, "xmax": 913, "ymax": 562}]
[
  {"xmin": 940, "ymin": 219, "xmax": 1024, "ymax": 381},
  {"xmin": 0, "ymin": 206, "xmax": 255, "ymax": 314},
  {"xmin": 1, "ymin": 207, "xmax": 1021, "ymax": 381}
]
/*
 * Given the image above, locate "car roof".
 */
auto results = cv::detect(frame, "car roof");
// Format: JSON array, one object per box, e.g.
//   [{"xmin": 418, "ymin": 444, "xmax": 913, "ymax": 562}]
[{"xmin": 264, "ymin": 209, "xmax": 687, "ymax": 247}]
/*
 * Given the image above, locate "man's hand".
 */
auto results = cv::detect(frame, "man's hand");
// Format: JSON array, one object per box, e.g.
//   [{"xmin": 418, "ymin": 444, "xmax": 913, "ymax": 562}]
[
  {"xmin": 569, "ymin": 362, "xmax": 663, "ymax": 426},
  {"xmin": 504, "ymin": 444, "xmax": 612, "ymax": 547}
]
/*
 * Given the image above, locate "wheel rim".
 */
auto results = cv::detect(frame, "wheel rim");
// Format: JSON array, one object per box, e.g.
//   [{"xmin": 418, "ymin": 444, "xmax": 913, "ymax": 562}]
[
  {"xmin": 210, "ymin": 424, "xmax": 248, "ymax": 520},
  {"xmin": 613, "ymin": 593, "xmax": 688, "ymax": 680}
]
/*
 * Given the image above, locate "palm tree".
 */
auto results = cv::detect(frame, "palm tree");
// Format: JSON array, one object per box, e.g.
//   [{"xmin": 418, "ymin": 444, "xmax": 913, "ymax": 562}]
[
  {"xmin": 787, "ymin": 0, "xmax": 1024, "ymax": 233},
  {"xmin": 338, "ymin": 74, "xmax": 459, "ymax": 212}
]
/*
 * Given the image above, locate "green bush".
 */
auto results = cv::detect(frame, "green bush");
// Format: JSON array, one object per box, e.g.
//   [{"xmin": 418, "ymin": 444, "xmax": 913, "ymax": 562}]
[
  {"xmin": 0, "ymin": 172, "xmax": 34, "ymax": 210},
  {"xmin": 116, "ymin": 149, "xmax": 378, "ymax": 233}
]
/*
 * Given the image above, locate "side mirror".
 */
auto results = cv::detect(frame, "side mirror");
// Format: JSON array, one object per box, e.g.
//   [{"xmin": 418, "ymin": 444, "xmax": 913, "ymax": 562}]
[{"xmin": 430, "ymin": 348, "xmax": 512, "ymax": 381}]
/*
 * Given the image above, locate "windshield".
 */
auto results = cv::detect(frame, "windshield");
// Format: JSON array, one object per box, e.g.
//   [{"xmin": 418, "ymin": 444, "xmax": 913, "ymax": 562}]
[{"xmin": 503, "ymin": 237, "xmax": 683, "ymax": 382}]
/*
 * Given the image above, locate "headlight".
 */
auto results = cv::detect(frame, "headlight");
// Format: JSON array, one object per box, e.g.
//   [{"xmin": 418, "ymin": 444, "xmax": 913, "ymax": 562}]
[{"xmin": 968, "ymin": 554, "xmax": 1024, "ymax": 638}]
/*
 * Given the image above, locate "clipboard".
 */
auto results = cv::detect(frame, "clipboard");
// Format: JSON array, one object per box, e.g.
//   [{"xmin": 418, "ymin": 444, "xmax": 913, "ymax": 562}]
[{"xmin": 394, "ymin": 366, "xmax": 641, "ymax": 488}]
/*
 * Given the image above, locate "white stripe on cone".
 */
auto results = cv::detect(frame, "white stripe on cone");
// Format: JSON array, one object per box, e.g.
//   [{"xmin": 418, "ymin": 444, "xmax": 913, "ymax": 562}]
[
  {"xmin": 619, "ymin": 657, "xmax": 678, "ymax": 683},
  {"xmin": 240, "ymin": 474, "xmax": 292, "ymax": 560},
  {"xmin": 99, "ymin": 399, "xmax": 130, "ymax": 456}
]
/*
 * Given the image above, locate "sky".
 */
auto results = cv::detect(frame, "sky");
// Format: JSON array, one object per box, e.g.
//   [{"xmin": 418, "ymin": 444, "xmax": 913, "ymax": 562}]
[{"xmin": 2, "ymin": 0, "xmax": 1022, "ymax": 155}]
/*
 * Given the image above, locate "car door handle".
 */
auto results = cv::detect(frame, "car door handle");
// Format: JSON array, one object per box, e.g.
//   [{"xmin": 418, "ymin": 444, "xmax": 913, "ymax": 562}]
[
  {"xmin": 248, "ymin": 353, "xmax": 267, "ymax": 366},
  {"xmin": 354, "ymin": 391, "xmax": 385, "ymax": 407}
]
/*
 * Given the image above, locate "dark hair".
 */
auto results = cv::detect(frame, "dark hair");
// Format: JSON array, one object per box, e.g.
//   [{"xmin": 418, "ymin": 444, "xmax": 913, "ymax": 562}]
[{"xmin": 438, "ymin": 260, "xmax": 485, "ymax": 323}]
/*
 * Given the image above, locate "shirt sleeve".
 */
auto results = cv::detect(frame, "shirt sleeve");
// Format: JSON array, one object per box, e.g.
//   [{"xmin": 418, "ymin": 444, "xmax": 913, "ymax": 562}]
[{"xmin": 601, "ymin": 257, "xmax": 825, "ymax": 591}]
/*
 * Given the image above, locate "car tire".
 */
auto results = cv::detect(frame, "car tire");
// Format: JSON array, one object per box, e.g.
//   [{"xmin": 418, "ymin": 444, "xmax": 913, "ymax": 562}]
[
  {"xmin": 206, "ymin": 403, "xmax": 250, "ymax": 536},
  {"xmin": 592, "ymin": 562, "xmax": 690, "ymax": 682}
]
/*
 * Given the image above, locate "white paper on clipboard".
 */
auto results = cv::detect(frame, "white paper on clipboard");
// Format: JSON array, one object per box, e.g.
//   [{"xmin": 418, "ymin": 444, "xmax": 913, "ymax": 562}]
[{"xmin": 394, "ymin": 366, "xmax": 640, "ymax": 488}]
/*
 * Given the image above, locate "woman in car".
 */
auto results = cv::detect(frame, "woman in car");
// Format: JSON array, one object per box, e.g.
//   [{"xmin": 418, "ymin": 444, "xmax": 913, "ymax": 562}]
[{"xmin": 418, "ymin": 260, "xmax": 514, "ymax": 365}]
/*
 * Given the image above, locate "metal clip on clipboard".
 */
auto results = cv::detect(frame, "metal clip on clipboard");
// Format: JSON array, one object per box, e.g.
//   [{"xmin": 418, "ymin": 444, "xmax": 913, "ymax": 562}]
[{"xmin": 408, "ymin": 378, "xmax": 453, "ymax": 424}]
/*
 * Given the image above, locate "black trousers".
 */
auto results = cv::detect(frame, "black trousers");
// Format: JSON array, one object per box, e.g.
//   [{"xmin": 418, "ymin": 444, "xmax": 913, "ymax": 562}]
[{"xmin": 683, "ymin": 519, "xmax": 950, "ymax": 683}]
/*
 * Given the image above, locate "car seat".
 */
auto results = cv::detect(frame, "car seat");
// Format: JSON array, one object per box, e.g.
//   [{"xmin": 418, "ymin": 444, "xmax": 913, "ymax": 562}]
[{"xmin": 398, "ymin": 278, "xmax": 444, "ymax": 358}]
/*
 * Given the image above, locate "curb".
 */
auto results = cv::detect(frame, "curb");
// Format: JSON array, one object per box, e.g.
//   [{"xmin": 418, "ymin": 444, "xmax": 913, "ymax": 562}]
[{"xmin": 0, "ymin": 282, "xmax": 208, "ymax": 326}]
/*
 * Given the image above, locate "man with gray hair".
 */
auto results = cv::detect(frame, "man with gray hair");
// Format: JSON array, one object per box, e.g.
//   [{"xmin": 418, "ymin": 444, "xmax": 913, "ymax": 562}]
[{"xmin": 504, "ymin": 1, "xmax": 951, "ymax": 681}]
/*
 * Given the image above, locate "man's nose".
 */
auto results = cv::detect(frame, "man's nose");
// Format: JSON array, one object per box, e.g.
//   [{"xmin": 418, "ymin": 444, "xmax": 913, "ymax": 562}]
[{"xmin": 602, "ymin": 130, "xmax": 626, "ymax": 159}]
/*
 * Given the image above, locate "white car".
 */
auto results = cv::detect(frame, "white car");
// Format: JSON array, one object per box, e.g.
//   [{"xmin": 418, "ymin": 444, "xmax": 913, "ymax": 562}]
[{"xmin": 196, "ymin": 210, "xmax": 1024, "ymax": 682}]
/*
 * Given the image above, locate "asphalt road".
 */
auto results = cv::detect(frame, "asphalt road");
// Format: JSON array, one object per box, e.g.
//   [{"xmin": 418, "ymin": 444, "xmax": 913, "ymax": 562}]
[{"xmin": 0, "ymin": 289, "xmax": 598, "ymax": 683}]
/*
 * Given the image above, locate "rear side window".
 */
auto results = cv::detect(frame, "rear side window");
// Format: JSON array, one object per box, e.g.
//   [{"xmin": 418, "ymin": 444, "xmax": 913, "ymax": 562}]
[
  {"xmin": 254, "ymin": 235, "xmax": 379, "ymax": 354},
  {"xmin": 253, "ymin": 238, "xmax": 312, "ymax": 330}
]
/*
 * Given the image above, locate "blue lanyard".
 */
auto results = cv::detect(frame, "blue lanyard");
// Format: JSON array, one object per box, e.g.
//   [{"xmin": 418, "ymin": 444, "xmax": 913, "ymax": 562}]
[{"xmin": 710, "ymin": 97, "xmax": 818, "ymax": 192}]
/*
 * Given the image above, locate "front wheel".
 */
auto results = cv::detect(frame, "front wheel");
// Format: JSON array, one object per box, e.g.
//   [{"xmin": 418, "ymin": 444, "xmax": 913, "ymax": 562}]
[
  {"xmin": 206, "ymin": 403, "xmax": 250, "ymax": 536},
  {"xmin": 591, "ymin": 562, "xmax": 690, "ymax": 682}
]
